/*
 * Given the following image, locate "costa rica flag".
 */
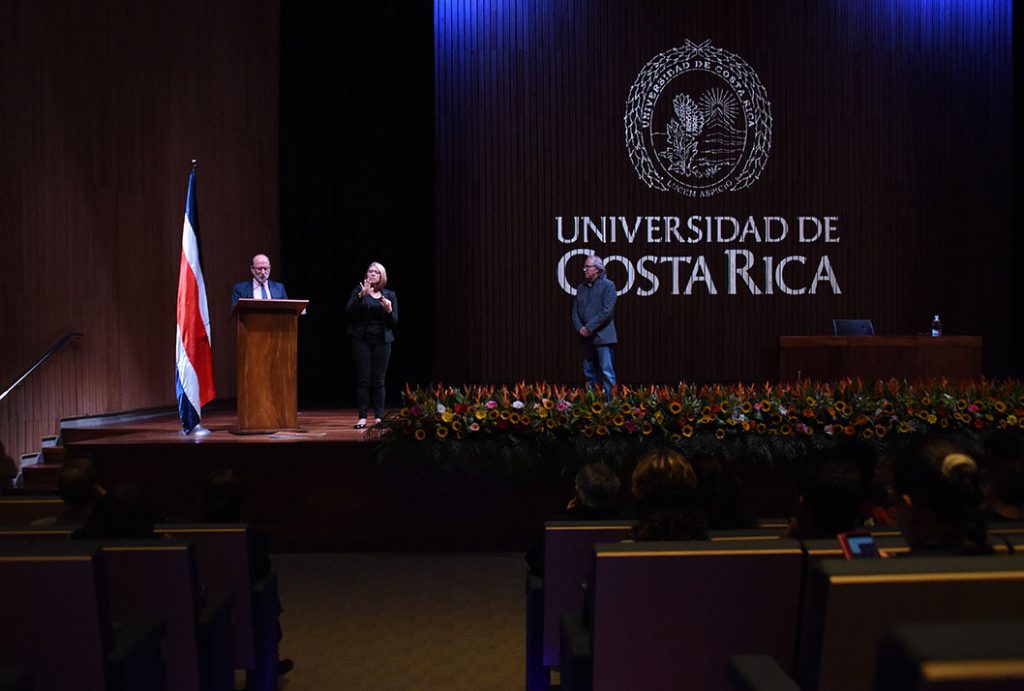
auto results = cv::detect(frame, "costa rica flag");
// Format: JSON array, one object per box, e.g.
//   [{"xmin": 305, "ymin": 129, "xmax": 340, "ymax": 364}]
[{"xmin": 175, "ymin": 161, "xmax": 215, "ymax": 433}]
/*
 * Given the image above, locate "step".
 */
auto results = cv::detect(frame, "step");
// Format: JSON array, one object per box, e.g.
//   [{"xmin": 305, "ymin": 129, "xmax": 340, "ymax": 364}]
[
  {"xmin": 41, "ymin": 446, "xmax": 68, "ymax": 466},
  {"xmin": 21, "ymin": 464, "xmax": 63, "ymax": 494}
]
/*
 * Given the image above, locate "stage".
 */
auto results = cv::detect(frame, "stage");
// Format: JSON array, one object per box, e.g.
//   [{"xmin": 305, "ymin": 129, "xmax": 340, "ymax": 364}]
[{"xmin": 59, "ymin": 409, "xmax": 575, "ymax": 552}]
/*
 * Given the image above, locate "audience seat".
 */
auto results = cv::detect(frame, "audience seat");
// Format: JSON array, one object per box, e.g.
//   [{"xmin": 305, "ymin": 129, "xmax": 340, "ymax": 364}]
[
  {"xmin": 987, "ymin": 521, "xmax": 1024, "ymax": 540},
  {"xmin": 562, "ymin": 538, "xmax": 804, "ymax": 691},
  {"xmin": 537, "ymin": 520, "xmax": 634, "ymax": 671},
  {"xmin": 78, "ymin": 539, "xmax": 236, "ymax": 691},
  {"xmin": 797, "ymin": 555, "xmax": 1024, "ymax": 691},
  {"xmin": 0, "ymin": 541, "xmax": 165, "ymax": 691},
  {"xmin": 530, "ymin": 519, "xmax": 788, "ymax": 686},
  {"xmin": 161, "ymin": 524, "xmax": 282, "ymax": 691},
  {"xmin": 875, "ymin": 618, "xmax": 1024, "ymax": 690},
  {"xmin": 0, "ymin": 497, "xmax": 63, "ymax": 524}
]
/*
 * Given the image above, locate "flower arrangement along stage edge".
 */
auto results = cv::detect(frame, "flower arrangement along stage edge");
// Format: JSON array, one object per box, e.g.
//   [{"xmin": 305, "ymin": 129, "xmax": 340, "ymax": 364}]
[{"xmin": 375, "ymin": 379, "xmax": 1024, "ymax": 472}]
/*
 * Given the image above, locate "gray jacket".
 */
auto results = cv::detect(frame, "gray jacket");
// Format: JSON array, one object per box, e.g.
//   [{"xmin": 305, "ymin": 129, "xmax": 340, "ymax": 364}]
[{"xmin": 572, "ymin": 277, "xmax": 618, "ymax": 345}]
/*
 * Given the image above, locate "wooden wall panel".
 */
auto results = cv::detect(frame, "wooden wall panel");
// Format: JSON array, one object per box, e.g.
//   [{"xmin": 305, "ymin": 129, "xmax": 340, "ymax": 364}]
[
  {"xmin": 0, "ymin": 0, "xmax": 279, "ymax": 458},
  {"xmin": 434, "ymin": 0, "xmax": 1015, "ymax": 385}
]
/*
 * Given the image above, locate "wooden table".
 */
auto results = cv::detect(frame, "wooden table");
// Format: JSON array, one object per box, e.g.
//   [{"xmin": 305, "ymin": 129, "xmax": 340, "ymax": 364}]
[{"xmin": 778, "ymin": 336, "xmax": 982, "ymax": 382}]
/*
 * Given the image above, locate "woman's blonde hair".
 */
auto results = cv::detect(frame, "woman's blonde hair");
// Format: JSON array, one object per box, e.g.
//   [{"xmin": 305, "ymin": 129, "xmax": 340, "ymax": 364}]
[{"xmin": 368, "ymin": 262, "xmax": 388, "ymax": 289}]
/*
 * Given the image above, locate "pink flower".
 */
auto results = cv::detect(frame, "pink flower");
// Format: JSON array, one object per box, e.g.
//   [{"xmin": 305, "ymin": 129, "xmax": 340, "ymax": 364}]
[
  {"xmin": 485, "ymin": 400, "xmax": 498, "ymax": 409},
  {"xmin": 556, "ymin": 400, "xmax": 570, "ymax": 412},
  {"xmin": 410, "ymin": 405, "xmax": 423, "ymax": 416}
]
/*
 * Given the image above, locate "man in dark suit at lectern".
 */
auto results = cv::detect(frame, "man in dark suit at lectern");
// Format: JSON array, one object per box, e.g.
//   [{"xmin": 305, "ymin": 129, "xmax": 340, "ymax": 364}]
[{"xmin": 231, "ymin": 253, "xmax": 288, "ymax": 308}]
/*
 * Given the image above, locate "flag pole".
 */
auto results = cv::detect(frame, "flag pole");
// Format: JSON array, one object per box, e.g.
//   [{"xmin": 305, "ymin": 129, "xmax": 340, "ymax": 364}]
[{"xmin": 176, "ymin": 158, "xmax": 215, "ymax": 436}]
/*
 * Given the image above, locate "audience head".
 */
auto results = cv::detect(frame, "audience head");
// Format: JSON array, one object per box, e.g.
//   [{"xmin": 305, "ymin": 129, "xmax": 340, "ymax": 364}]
[
  {"xmin": 892, "ymin": 435, "xmax": 989, "ymax": 552},
  {"xmin": 200, "ymin": 469, "xmax": 246, "ymax": 523},
  {"xmin": 630, "ymin": 447, "xmax": 706, "ymax": 541},
  {"xmin": 74, "ymin": 483, "xmax": 155, "ymax": 539},
  {"xmin": 57, "ymin": 457, "xmax": 102, "ymax": 510},
  {"xmin": 792, "ymin": 450, "xmax": 866, "ymax": 539},
  {"xmin": 689, "ymin": 451, "xmax": 753, "ymax": 529},
  {"xmin": 573, "ymin": 463, "xmax": 621, "ymax": 509}
]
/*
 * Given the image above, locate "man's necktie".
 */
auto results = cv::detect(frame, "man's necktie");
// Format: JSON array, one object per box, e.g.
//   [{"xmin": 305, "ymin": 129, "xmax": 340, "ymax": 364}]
[{"xmin": 261, "ymin": 284, "xmax": 269, "ymax": 300}]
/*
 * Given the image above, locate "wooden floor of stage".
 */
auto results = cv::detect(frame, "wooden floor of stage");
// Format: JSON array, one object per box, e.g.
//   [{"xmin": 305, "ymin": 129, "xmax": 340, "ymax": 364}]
[{"xmin": 63, "ymin": 408, "xmax": 378, "ymax": 445}]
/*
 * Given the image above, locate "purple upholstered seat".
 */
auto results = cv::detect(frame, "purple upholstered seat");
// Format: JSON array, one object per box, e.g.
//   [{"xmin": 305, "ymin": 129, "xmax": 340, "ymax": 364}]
[{"xmin": 586, "ymin": 538, "xmax": 804, "ymax": 691}]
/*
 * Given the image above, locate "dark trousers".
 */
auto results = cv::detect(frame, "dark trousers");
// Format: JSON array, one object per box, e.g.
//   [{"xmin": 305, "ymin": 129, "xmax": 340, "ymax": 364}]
[{"xmin": 352, "ymin": 339, "xmax": 392, "ymax": 419}]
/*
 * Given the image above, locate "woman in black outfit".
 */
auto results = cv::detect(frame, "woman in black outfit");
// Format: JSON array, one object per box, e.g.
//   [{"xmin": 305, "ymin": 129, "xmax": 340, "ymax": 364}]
[{"xmin": 346, "ymin": 262, "xmax": 397, "ymax": 429}]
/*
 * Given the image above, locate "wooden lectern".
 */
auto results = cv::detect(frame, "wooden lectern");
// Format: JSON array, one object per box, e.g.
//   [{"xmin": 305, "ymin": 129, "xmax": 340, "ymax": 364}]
[{"xmin": 232, "ymin": 298, "xmax": 308, "ymax": 432}]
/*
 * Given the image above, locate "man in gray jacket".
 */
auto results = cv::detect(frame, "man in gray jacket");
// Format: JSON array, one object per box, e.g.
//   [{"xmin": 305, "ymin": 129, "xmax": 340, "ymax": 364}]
[{"xmin": 572, "ymin": 255, "xmax": 618, "ymax": 395}]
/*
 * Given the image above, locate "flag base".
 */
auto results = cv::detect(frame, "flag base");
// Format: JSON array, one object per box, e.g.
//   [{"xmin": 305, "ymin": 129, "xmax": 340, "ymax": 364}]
[{"xmin": 181, "ymin": 425, "xmax": 211, "ymax": 437}]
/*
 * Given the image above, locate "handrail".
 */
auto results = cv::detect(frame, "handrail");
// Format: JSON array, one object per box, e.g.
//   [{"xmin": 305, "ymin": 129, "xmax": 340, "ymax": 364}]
[{"xmin": 0, "ymin": 332, "xmax": 83, "ymax": 403}]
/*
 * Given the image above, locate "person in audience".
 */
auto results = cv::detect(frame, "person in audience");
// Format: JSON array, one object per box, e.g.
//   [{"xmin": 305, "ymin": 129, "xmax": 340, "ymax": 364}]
[
  {"xmin": 199, "ymin": 469, "xmax": 271, "ymax": 578},
  {"xmin": 525, "ymin": 462, "xmax": 628, "ymax": 575},
  {"xmin": 630, "ymin": 447, "xmax": 707, "ymax": 541},
  {"xmin": 689, "ymin": 451, "xmax": 754, "ymax": 529},
  {"xmin": 31, "ymin": 457, "xmax": 105, "ymax": 526},
  {"xmin": 980, "ymin": 430, "xmax": 1024, "ymax": 521},
  {"xmin": 199, "ymin": 469, "xmax": 293, "ymax": 676},
  {"xmin": 785, "ymin": 450, "xmax": 866, "ymax": 539},
  {"xmin": 892, "ymin": 435, "xmax": 991, "ymax": 555},
  {"xmin": 0, "ymin": 442, "xmax": 17, "ymax": 489},
  {"xmin": 565, "ymin": 462, "xmax": 626, "ymax": 518},
  {"xmin": 72, "ymin": 483, "xmax": 156, "ymax": 539},
  {"xmin": 860, "ymin": 448, "xmax": 899, "ymax": 528}
]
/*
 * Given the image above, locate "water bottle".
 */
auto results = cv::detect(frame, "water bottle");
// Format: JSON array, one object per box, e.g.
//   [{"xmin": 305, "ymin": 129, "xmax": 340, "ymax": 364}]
[{"xmin": 930, "ymin": 314, "xmax": 942, "ymax": 337}]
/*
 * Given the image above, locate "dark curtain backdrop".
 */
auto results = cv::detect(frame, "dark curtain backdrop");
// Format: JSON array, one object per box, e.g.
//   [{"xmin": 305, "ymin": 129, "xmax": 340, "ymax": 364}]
[
  {"xmin": 281, "ymin": 1, "xmax": 436, "ymax": 408},
  {"xmin": 429, "ymin": 0, "xmax": 1017, "ymax": 385}
]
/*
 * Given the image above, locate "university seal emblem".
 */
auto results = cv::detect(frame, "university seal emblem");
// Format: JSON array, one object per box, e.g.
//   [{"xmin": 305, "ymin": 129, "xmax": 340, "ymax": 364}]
[{"xmin": 625, "ymin": 40, "xmax": 772, "ymax": 197}]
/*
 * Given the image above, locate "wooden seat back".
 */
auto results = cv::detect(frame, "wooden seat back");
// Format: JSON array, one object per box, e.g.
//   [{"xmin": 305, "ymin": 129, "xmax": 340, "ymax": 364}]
[
  {"xmin": 0, "ymin": 497, "xmax": 63, "ymax": 525},
  {"xmin": 541, "ymin": 520, "xmax": 634, "ymax": 667},
  {"xmin": 77, "ymin": 538, "xmax": 233, "ymax": 691},
  {"xmin": 590, "ymin": 538, "xmax": 804, "ymax": 691},
  {"xmin": 798, "ymin": 555, "xmax": 1024, "ymax": 691},
  {"xmin": 874, "ymin": 619, "xmax": 1024, "ymax": 691},
  {"xmin": 0, "ymin": 542, "xmax": 110, "ymax": 691},
  {"xmin": 161, "ymin": 524, "xmax": 258, "ymax": 669}
]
